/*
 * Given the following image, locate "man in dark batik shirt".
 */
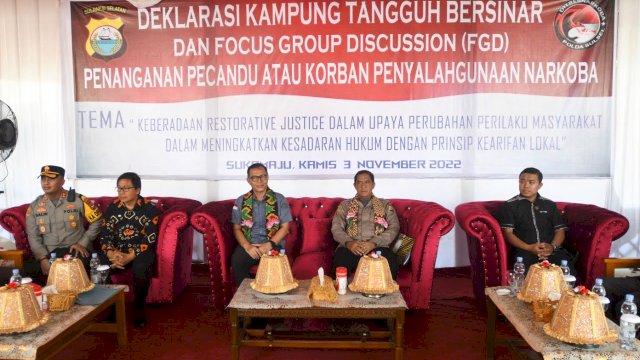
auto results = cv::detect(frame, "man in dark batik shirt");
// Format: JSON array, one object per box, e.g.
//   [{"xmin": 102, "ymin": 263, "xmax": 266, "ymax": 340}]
[{"xmin": 100, "ymin": 172, "xmax": 159, "ymax": 328}]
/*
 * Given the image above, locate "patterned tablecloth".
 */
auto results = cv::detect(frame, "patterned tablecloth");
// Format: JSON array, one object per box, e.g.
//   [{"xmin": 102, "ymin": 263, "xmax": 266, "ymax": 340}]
[
  {"xmin": 0, "ymin": 285, "xmax": 125, "ymax": 359},
  {"xmin": 486, "ymin": 286, "xmax": 640, "ymax": 360},
  {"xmin": 228, "ymin": 279, "xmax": 407, "ymax": 310},
  {"xmin": 0, "ymin": 304, "xmax": 97, "ymax": 359}
]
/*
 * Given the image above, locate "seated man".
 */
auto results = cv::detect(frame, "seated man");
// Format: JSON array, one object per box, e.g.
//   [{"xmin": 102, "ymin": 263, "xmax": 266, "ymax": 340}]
[
  {"xmin": 26, "ymin": 165, "xmax": 102, "ymax": 276},
  {"xmin": 332, "ymin": 170, "xmax": 400, "ymax": 279},
  {"xmin": 99, "ymin": 172, "xmax": 159, "ymax": 328},
  {"xmin": 230, "ymin": 163, "xmax": 291, "ymax": 286},
  {"xmin": 500, "ymin": 167, "xmax": 575, "ymax": 273}
]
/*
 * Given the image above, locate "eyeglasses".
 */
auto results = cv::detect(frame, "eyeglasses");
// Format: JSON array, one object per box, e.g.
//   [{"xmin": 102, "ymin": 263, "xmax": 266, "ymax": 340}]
[
  {"xmin": 248, "ymin": 175, "xmax": 268, "ymax": 182},
  {"xmin": 116, "ymin": 187, "xmax": 136, "ymax": 192}
]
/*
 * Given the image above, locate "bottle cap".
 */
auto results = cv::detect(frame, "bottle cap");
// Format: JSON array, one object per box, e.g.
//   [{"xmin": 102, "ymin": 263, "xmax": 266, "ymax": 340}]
[
  {"xmin": 625, "ymin": 294, "xmax": 635, "ymax": 302},
  {"xmin": 561, "ymin": 259, "xmax": 568, "ymax": 266},
  {"xmin": 336, "ymin": 267, "xmax": 347, "ymax": 277},
  {"xmin": 595, "ymin": 278, "xmax": 603, "ymax": 286},
  {"xmin": 51, "ymin": 253, "xmax": 56, "ymax": 258},
  {"xmin": 516, "ymin": 256, "xmax": 523, "ymax": 262},
  {"xmin": 279, "ymin": 248, "xmax": 285, "ymax": 255},
  {"xmin": 12, "ymin": 268, "xmax": 19, "ymax": 275},
  {"xmin": 92, "ymin": 252, "xmax": 98, "ymax": 258}
]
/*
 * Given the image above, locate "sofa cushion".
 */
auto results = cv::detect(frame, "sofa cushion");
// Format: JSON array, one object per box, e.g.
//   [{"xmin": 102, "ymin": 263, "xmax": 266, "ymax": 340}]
[
  {"xmin": 291, "ymin": 251, "xmax": 334, "ymax": 279},
  {"xmin": 392, "ymin": 233, "xmax": 415, "ymax": 266},
  {"xmin": 299, "ymin": 217, "xmax": 335, "ymax": 254}
]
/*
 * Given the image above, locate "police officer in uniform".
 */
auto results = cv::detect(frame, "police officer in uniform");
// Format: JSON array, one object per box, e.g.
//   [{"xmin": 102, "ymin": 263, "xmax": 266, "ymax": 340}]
[{"xmin": 25, "ymin": 165, "xmax": 103, "ymax": 275}]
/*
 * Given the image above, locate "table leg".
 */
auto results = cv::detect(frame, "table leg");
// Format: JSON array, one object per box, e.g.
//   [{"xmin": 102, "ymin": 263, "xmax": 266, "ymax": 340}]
[
  {"xmin": 395, "ymin": 309, "xmax": 405, "ymax": 360},
  {"xmin": 230, "ymin": 308, "xmax": 240, "ymax": 360},
  {"xmin": 115, "ymin": 290, "xmax": 127, "ymax": 345},
  {"xmin": 486, "ymin": 296, "xmax": 497, "ymax": 360}
]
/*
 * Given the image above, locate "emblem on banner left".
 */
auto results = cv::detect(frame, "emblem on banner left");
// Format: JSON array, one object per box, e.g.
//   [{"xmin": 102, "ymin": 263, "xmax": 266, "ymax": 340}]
[{"xmin": 85, "ymin": 17, "xmax": 126, "ymax": 61}]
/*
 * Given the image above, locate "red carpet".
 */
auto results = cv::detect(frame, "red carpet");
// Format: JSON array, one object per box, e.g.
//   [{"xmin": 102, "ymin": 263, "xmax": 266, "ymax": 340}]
[{"xmin": 51, "ymin": 265, "xmax": 521, "ymax": 359}]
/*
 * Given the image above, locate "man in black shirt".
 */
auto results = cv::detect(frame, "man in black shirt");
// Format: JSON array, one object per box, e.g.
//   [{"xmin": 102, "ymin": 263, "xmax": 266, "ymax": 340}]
[{"xmin": 499, "ymin": 167, "xmax": 574, "ymax": 272}]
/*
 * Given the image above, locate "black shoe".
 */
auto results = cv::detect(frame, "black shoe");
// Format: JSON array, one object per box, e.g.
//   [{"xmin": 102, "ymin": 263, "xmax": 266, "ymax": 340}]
[{"xmin": 134, "ymin": 312, "xmax": 146, "ymax": 328}]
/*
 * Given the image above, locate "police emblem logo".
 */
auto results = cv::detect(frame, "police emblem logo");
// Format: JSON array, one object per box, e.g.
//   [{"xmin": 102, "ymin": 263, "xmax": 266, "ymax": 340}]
[
  {"xmin": 37, "ymin": 207, "xmax": 46, "ymax": 213},
  {"xmin": 38, "ymin": 202, "xmax": 45, "ymax": 206},
  {"xmin": 85, "ymin": 17, "xmax": 126, "ymax": 61},
  {"xmin": 554, "ymin": 1, "xmax": 607, "ymax": 50},
  {"xmin": 39, "ymin": 226, "xmax": 46, "ymax": 233},
  {"xmin": 65, "ymin": 204, "xmax": 75, "ymax": 209},
  {"xmin": 71, "ymin": 221, "xmax": 78, "ymax": 228},
  {"xmin": 39, "ymin": 219, "xmax": 45, "ymax": 224},
  {"xmin": 69, "ymin": 214, "xmax": 75, "ymax": 220}
]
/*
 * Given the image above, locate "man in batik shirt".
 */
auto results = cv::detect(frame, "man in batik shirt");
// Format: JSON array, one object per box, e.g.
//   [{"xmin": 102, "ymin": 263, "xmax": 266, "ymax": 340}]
[{"xmin": 100, "ymin": 172, "xmax": 158, "ymax": 328}]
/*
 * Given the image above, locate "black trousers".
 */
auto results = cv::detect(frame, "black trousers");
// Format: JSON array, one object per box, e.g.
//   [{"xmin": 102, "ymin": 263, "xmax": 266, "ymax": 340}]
[
  {"xmin": 603, "ymin": 276, "xmax": 640, "ymax": 323},
  {"xmin": 97, "ymin": 250, "xmax": 156, "ymax": 310},
  {"xmin": 332, "ymin": 246, "xmax": 399, "ymax": 280},
  {"xmin": 231, "ymin": 246, "xmax": 260, "ymax": 286}
]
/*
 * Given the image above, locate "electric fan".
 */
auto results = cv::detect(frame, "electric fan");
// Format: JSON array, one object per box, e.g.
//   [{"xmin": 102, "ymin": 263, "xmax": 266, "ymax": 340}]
[{"xmin": 0, "ymin": 100, "xmax": 18, "ymax": 163}]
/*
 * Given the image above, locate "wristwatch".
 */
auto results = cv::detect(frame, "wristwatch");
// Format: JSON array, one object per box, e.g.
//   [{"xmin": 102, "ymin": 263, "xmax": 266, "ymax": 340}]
[{"xmin": 268, "ymin": 240, "xmax": 278, "ymax": 250}]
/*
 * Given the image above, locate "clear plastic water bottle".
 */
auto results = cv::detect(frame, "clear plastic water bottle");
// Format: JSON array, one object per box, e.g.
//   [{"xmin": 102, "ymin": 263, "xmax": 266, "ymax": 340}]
[
  {"xmin": 560, "ymin": 259, "xmax": 575, "ymax": 288},
  {"xmin": 49, "ymin": 252, "xmax": 57, "ymax": 266},
  {"xmin": 591, "ymin": 278, "xmax": 608, "ymax": 310},
  {"xmin": 9, "ymin": 269, "xmax": 22, "ymax": 284},
  {"xmin": 559, "ymin": 260, "xmax": 571, "ymax": 276},
  {"xmin": 512, "ymin": 257, "xmax": 526, "ymax": 293},
  {"xmin": 620, "ymin": 294, "xmax": 639, "ymax": 350},
  {"xmin": 89, "ymin": 252, "xmax": 100, "ymax": 284}
]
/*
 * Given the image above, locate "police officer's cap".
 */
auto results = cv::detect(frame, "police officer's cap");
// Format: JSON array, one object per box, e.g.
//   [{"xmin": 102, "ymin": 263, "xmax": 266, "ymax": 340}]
[{"xmin": 39, "ymin": 165, "xmax": 65, "ymax": 179}]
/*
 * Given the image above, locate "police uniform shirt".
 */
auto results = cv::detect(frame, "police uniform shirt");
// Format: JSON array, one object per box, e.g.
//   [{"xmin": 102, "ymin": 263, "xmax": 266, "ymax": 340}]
[
  {"xmin": 499, "ymin": 194, "xmax": 567, "ymax": 245},
  {"xmin": 25, "ymin": 191, "xmax": 103, "ymax": 260}
]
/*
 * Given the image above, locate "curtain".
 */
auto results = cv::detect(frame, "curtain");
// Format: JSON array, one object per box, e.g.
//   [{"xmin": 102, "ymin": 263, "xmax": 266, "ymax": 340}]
[
  {"xmin": 0, "ymin": 0, "xmax": 65, "ymax": 209},
  {"xmin": 609, "ymin": 0, "xmax": 640, "ymax": 257}
]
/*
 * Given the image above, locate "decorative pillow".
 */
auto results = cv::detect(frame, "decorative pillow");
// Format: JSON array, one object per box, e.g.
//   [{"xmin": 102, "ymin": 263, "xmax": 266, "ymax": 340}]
[
  {"xmin": 299, "ymin": 217, "xmax": 335, "ymax": 254},
  {"xmin": 391, "ymin": 233, "xmax": 415, "ymax": 266}
]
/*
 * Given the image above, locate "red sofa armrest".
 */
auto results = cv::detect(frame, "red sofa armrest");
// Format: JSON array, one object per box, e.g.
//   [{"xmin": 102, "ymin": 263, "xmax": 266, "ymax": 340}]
[
  {"xmin": 393, "ymin": 200, "xmax": 455, "ymax": 309},
  {"xmin": 558, "ymin": 202, "xmax": 629, "ymax": 288},
  {"xmin": 0, "ymin": 204, "xmax": 31, "ymax": 259},
  {"xmin": 455, "ymin": 201, "xmax": 508, "ymax": 300},
  {"xmin": 147, "ymin": 197, "xmax": 201, "ymax": 302},
  {"xmin": 190, "ymin": 200, "xmax": 236, "ymax": 308}
]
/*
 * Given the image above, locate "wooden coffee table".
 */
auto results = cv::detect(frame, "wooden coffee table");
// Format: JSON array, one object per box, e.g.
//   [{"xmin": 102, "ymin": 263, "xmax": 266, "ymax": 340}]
[
  {"xmin": 228, "ymin": 279, "xmax": 406, "ymax": 360},
  {"xmin": 0, "ymin": 285, "xmax": 126, "ymax": 359},
  {"xmin": 485, "ymin": 286, "xmax": 640, "ymax": 359}
]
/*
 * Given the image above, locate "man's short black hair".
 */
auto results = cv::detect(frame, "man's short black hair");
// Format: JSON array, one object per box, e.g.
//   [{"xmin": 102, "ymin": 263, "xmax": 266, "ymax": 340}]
[
  {"xmin": 520, "ymin": 167, "xmax": 543, "ymax": 182},
  {"xmin": 117, "ymin": 172, "xmax": 142, "ymax": 189},
  {"xmin": 247, "ymin": 163, "xmax": 268, "ymax": 177},
  {"xmin": 354, "ymin": 170, "xmax": 375, "ymax": 183}
]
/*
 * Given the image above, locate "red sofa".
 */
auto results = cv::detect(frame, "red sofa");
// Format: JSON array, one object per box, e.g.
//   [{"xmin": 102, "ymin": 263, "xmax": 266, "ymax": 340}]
[
  {"xmin": 455, "ymin": 201, "xmax": 630, "ymax": 300},
  {"xmin": 0, "ymin": 196, "xmax": 201, "ymax": 303},
  {"xmin": 190, "ymin": 197, "xmax": 455, "ymax": 309}
]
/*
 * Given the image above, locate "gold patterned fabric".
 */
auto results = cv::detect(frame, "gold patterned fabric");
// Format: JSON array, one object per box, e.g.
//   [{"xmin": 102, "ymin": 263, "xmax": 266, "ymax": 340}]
[
  {"xmin": 544, "ymin": 289, "xmax": 617, "ymax": 345},
  {"xmin": 0, "ymin": 285, "xmax": 48, "ymax": 334},
  {"xmin": 250, "ymin": 254, "xmax": 298, "ymax": 294},
  {"xmin": 46, "ymin": 258, "xmax": 95, "ymax": 294},
  {"xmin": 348, "ymin": 255, "xmax": 399, "ymax": 295},
  {"xmin": 517, "ymin": 263, "xmax": 567, "ymax": 303}
]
